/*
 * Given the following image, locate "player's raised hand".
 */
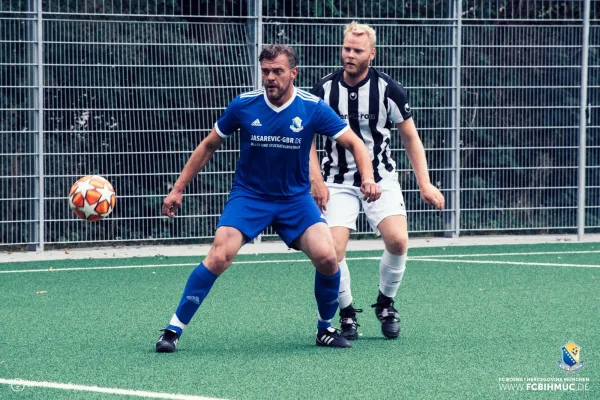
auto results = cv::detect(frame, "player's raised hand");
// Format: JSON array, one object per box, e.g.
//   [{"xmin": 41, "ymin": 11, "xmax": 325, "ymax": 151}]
[
  {"xmin": 162, "ymin": 190, "xmax": 183, "ymax": 217},
  {"xmin": 311, "ymin": 179, "xmax": 330, "ymax": 211},
  {"xmin": 360, "ymin": 179, "xmax": 381, "ymax": 203},
  {"xmin": 420, "ymin": 183, "xmax": 445, "ymax": 210}
]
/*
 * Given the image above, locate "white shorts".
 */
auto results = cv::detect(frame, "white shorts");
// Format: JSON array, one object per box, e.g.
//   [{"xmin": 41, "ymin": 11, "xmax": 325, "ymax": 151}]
[{"xmin": 324, "ymin": 176, "xmax": 406, "ymax": 234}]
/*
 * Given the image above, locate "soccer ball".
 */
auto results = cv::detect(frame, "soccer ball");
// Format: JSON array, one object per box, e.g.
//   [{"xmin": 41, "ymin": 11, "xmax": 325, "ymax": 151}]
[{"xmin": 68, "ymin": 175, "xmax": 116, "ymax": 221}]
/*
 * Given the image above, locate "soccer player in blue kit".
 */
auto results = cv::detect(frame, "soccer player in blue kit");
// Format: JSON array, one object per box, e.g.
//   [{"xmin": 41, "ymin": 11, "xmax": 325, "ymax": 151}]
[{"xmin": 155, "ymin": 44, "xmax": 381, "ymax": 352}]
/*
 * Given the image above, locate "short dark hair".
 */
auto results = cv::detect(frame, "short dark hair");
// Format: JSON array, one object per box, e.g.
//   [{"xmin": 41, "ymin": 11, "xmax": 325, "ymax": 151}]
[{"xmin": 259, "ymin": 44, "xmax": 299, "ymax": 69}]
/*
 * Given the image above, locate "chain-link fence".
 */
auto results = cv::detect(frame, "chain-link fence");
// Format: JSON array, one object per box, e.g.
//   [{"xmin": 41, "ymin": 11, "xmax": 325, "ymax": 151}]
[{"xmin": 1, "ymin": 0, "xmax": 599, "ymax": 249}]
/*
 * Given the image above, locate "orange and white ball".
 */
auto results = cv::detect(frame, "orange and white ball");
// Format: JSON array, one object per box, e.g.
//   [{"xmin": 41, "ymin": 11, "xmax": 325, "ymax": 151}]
[{"xmin": 68, "ymin": 175, "xmax": 116, "ymax": 221}]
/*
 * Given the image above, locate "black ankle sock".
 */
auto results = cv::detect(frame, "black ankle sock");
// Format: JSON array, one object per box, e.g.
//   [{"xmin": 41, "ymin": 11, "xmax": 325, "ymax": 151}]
[{"xmin": 377, "ymin": 291, "xmax": 393, "ymax": 305}]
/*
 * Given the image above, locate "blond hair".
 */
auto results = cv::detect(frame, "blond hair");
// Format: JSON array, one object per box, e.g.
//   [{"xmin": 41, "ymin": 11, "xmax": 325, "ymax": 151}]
[{"xmin": 344, "ymin": 21, "xmax": 376, "ymax": 47}]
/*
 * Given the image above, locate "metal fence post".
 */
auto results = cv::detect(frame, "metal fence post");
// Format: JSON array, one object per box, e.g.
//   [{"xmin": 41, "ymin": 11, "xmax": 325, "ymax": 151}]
[
  {"xmin": 578, "ymin": 0, "xmax": 590, "ymax": 241},
  {"xmin": 247, "ymin": 0, "xmax": 263, "ymax": 244},
  {"xmin": 28, "ymin": 0, "xmax": 44, "ymax": 251},
  {"xmin": 37, "ymin": 0, "xmax": 44, "ymax": 251},
  {"xmin": 247, "ymin": 0, "xmax": 263, "ymax": 90},
  {"xmin": 256, "ymin": 0, "xmax": 263, "ymax": 90},
  {"xmin": 447, "ymin": 0, "xmax": 462, "ymax": 238},
  {"xmin": 254, "ymin": 0, "xmax": 263, "ymax": 244}
]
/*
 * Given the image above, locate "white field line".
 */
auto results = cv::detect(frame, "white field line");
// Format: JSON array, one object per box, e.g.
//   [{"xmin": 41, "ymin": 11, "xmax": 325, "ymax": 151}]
[
  {"xmin": 409, "ymin": 250, "xmax": 600, "ymax": 259},
  {"xmin": 411, "ymin": 258, "xmax": 600, "ymax": 268},
  {"xmin": 0, "ymin": 262, "xmax": 198, "ymax": 274},
  {"xmin": 0, "ymin": 251, "xmax": 599, "ymax": 274},
  {"xmin": 0, "ymin": 257, "xmax": 378, "ymax": 274},
  {"xmin": 0, "ymin": 378, "xmax": 226, "ymax": 400}
]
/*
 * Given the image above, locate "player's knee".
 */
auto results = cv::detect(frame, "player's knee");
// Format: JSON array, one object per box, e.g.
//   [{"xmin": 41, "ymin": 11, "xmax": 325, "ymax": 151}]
[
  {"xmin": 204, "ymin": 245, "xmax": 235, "ymax": 274},
  {"xmin": 313, "ymin": 250, "xmax": 339, "ymax": 276},
  {"xmin": 385, "ymin": 233, "xmax": 408, "ymax": 255}
]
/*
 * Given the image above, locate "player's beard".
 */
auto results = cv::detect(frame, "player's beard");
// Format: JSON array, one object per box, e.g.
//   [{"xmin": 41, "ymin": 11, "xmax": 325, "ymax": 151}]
[
  {"xmin": 342, "ymin": 55, "xmax": 369, "ymax": 80},
  {"xmin": 265, "ymin": 80, "xmax": 291, "ymax": 103}
]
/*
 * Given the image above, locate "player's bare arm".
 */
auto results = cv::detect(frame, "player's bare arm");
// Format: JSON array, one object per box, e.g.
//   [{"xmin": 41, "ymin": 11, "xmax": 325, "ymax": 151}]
[
  {"xmin": 309, "ymin": 139, "xmax": 330, "ymax": 211},
  {"xmin": 162, "ymin": 128, "xmax": 224, "ymax": 217},
  {"xmin": 396, "ymin": 119, "xmax": 445, "ymax": 210},
  {"xmin": 335, "ymin": 128, "xmax": 381, "ymax": 203}
]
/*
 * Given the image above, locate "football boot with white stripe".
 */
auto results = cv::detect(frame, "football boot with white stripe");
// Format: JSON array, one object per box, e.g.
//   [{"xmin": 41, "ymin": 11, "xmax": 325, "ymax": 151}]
[
  {"xmin": 371, "ymin": 292, "xmax": 401, "ymax": 339},
  {"xmin": 339, "ymin": 305, "xmax": 363, "ymax": 340},
  {"xmin": 316, "ymin": 327, "xmax": 352, "ymax": 348},
  {"xmin": 155, "ymin": 329, "xmax": 179, "ymax": 353}
]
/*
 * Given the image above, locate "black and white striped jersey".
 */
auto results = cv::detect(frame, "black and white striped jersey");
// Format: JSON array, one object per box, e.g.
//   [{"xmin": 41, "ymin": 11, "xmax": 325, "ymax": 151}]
[{"xmin": 311, "ymin": 67, "xmax": 412, "ymax": 186}]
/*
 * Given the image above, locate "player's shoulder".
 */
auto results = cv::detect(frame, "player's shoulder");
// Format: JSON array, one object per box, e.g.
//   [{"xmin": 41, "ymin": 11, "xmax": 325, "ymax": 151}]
[
  {"xmin": 238, "ymin": 88, "xmax": 264, "ymax": 102},
  {"xmin": 296, "ymin": 88, "xmax": 321, "ymax": 104},
  {"xmin": 314, "ymin": 69, "xmax": 344, "ymax": 88},
  {"xmin": 371, "ymin": 68, "xmax": 408, "ymax": 101},
  {"xmin": 371, "ymin": 68, "xmax": 405, "ymax": 89},
  {"xmin": 227, "ymin": 89, "xmax": 265, "ymax": 112}
]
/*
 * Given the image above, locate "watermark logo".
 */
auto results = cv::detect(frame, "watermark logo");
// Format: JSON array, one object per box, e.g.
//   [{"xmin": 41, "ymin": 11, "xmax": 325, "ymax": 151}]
[
  {"xmin": 558, "ymin": 341, "xmax": 584, "ymax": 373},
  {"xmin": 10, "ymin": 379, "xmax": 25, "ymax": 392},
  {"xmin": 498, "ymin": 340, "xmax": 590, "ymax": 391}
]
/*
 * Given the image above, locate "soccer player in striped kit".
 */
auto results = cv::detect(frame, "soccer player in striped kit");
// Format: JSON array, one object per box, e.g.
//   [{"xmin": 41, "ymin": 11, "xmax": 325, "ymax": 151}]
[{"xmin": 310, "ymin": 22, "xmax": 445, "ymax": 340}]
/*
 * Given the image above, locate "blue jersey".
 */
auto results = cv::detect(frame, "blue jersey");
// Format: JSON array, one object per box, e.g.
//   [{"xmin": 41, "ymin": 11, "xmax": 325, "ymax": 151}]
[{"xmin": 215, "ymin": 87, "xmax": 348, "ymax": 197}]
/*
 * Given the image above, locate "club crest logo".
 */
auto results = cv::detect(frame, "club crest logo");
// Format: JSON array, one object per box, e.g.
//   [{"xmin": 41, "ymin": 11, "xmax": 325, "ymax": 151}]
[
  {"xmin": 557, "ymin": 341, "xmax": 584, "ymax": 373},
  {"xmin": 290, "ymin": 117, "xmax": 304, "ymax": 132}
]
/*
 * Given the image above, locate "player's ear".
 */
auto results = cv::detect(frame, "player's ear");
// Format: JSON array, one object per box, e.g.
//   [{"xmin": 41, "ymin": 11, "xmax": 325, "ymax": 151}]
[
  {"xmin": 370, "ymin": 47, "xmax": 375, "ymax": 62},
  {"xmin": 290, "ymin": 66, "xmax": 298, "ymax": 79}
]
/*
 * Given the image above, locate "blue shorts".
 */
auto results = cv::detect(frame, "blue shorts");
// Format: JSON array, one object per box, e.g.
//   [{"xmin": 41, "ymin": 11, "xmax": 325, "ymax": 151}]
[{"xmin": 216, "ymin": 189, "xmax": 326, "ymax": 248}]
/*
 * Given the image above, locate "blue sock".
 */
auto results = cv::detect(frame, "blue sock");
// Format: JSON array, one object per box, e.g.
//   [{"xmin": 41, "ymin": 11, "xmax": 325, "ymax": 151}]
[
  {"xmin": 315, "ymin": 268, "xmax": 341, "ymax": 331},
  {"xmin": 166, "ymin": 262, "xmax": 218, "ymax": 336}
]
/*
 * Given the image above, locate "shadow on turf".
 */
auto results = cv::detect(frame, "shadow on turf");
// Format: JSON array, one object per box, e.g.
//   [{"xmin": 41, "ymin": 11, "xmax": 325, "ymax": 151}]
[
  {"xmin": 147, "ymin": 341, "xmax": 322, "ymax": 356},
  {"xmin": 354, "ymin": 335, "xmax": 398, "ymax": 342},
  {"xmin": 147, "ymin": 334, "xmax": 396, "ymax": 356}
]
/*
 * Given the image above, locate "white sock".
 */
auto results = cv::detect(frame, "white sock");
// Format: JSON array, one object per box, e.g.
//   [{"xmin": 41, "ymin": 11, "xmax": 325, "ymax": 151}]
[
  {"xmin": 379, "ymin": 250, "xmax": 407, "ymax": 298},
  {"xmin": 338, "ymin": 259, "xmax": 353, "ymax": 309},
  {"xmin": 168, "ymin": 314, "xmax": 187, "ymax": 330}
]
